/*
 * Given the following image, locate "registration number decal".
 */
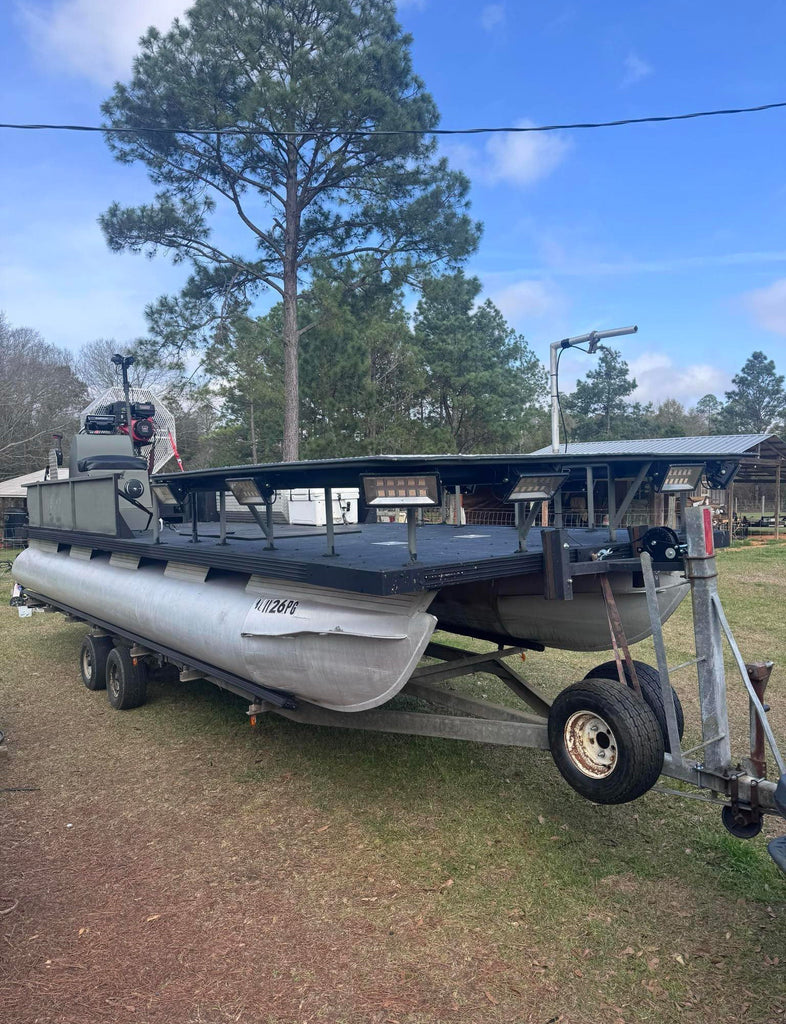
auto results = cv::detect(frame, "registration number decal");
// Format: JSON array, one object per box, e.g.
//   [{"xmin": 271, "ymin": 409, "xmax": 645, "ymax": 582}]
[{"xmin": 254, "ymin": 597, "xmax": 300, "ymax": 615}]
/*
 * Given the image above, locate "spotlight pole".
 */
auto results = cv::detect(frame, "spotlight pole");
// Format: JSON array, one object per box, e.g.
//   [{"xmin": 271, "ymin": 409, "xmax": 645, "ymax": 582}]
[
  {"xmin": 549, "ymin": 326, "xmax": 638, "ymax": 453},
  {"xmin": 111, "ymin": 353, "xmax": 136, "ymax": 445}
]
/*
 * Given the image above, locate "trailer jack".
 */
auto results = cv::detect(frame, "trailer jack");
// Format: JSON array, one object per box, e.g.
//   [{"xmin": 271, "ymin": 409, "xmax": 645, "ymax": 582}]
[{"xmin": 722, "ymin": 774, "xmax": 764, "ymax": 839}]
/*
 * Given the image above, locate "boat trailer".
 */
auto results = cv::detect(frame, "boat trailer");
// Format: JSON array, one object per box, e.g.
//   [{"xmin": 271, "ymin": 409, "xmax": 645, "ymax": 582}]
[
  {"xmin": 239, "ymin": 506, "xmax": 785, "ymax": 869},
  {"xmin": 15, "ymin": 505, "xmax": 786, "ymax": 869}
]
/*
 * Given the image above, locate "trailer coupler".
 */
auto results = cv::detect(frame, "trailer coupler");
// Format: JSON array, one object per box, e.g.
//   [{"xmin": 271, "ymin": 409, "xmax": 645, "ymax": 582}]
[{"xmin": 767, "ymin": 774, "xmax": 786, "ymax": 874}]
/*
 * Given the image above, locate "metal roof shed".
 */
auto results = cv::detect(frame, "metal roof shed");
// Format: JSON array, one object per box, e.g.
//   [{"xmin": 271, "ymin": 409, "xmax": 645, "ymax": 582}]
[{"xmin": 528, "ymin": 433, "xmax": 786, "ymax": 537}]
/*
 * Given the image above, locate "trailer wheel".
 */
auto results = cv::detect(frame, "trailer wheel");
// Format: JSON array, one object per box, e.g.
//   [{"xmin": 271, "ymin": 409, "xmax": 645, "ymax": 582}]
[
  {"xmin": 79, "ymin": 635, "xmax": 113, "ymax": 691},
  {"xmin": 105, "ymin": 647, "xmax": 147, "ymax": 710},
  {"xmin": 585, "ymin": 660, "xmax": 684, "ymax": 752},
  {"xmin": 548, "ymin": 678, "xmax": 665, "ymax": 804}
]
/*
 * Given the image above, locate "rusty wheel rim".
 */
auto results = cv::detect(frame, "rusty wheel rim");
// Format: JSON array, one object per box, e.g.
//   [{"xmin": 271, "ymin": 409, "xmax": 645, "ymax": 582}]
[
  {"xmin": 108, "ymin": 662, "xmax": 121, "ymax": 700},
  {"xmin": 81, "ymin": 647, "xmax": 93, "ymax": 683},
  {"xmin": 564, "ymin": 711, "xmax": 618, "ymax": 779}
]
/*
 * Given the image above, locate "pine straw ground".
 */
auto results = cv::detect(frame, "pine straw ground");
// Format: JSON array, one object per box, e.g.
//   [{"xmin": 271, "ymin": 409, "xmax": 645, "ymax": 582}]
[{"xmin": 1, "ymin": 544, "xmax": 785, "ymax": 1024}]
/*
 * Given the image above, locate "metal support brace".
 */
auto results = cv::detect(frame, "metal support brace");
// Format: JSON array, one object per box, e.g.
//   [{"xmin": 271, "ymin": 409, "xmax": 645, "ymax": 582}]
[
  {"xmin": 712, "ymin": 596, "xmax": 785, "ymax": 776},
  {"xmin": 423, "ymin": 641, "xmax": 552, "ymax": 717},
  {"xmin": 190, "ymin": 496, "xmax": 199, "ymax": 544},
  {"xmin": 413, "ymin": 646, "xmax": 526, "ymax": 681},
  {"xmin": 403, "ymin": 679, "xmax": 545, "ymax": 724},
  {"xmin": 542, "ymin": 529, "xmax": 573, "ymax": 601},
  {"xmin": 324, "ymin": 487, "xmax": 336, "ymax": 557},
  {"xmin": 249, "ymin": 502, "xmax": 276, "ymax": 549},
  {"xmin": 151, "ymin": 491, "xmax": 161, "ymax": 544},
  {"xmin": 640, "ymin": 551, "xmax": 683, "ymax": 762},
  {"xmin": 218, "ymin": 490, "xmax": 227, "ymax": 545},
  {"xmin": 607, "ymin": 466, "xmax": 616, "ymax": 541},
  {"xmin": 407, "ymin": 507, "xmax": 417, "ymax": 561},
  {"xmin": 517, "ymin": 500, "xmax": 541, "ymax": 551},
  {"xmin": 598, "ymin": 574, "xmax": 642, "ymax": 697},
  {"xmin": 586, "ymin": 465, "xmax": 594, "ymax": 527},
  {"xmin": 747, "ymin": 662, "xmax": 773, "ymax": 778},
  {"xmin": 613, "ymin": 462, "xmax": 651, "ymax": 529},
  {"xmin": 684, "ymin": 510, "xmax": 731, "ymax": 773},
  {"xmin": 274, "ymin": 702, "xmax": 550, "ymax": 750}
]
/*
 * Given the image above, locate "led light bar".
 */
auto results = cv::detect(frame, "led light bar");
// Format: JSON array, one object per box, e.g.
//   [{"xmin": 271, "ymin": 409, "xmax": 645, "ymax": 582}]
[
  {"xmin": 506, "ymin": 472, "xmax": 568, "ymax": 502},
  {"xmin": 150, "ymin": 483, "xmax": 177, "ymax": 505},
  {"xmin": 660, "ymin": 465, "xmax": 703, "ymax": 493},
  {"xmin": 362, "ymin": 474, "xmax": 441, "ymax": 508},
  {"xmin": 227, "ymin": 477, "xmax": 265, "ymax": 505}
]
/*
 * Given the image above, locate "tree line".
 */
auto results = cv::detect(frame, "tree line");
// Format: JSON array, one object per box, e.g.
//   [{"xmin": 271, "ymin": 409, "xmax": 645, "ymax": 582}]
[
  {"xmin": 2, "ymin": 302, "xmax": 784, "ymax": 480},
  {"xmin": 562, "ymin": 347, "xmax": 786, "ymax": 445}
]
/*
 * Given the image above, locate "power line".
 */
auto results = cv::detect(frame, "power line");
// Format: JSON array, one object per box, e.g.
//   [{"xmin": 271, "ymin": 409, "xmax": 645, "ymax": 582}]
[{"xmin": 1, "ymin": 100, "xmax": 786, "ymax": 138}]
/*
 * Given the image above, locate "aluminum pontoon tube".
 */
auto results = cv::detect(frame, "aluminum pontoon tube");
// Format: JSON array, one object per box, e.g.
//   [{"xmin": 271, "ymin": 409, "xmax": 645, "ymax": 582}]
[
  {"xmin": 13, "ymin": 543, "xmax": 438, "ymax": 712},
  {"xmin": 429, "ymin": 571, "xmax": 688, "ymax": 652}
]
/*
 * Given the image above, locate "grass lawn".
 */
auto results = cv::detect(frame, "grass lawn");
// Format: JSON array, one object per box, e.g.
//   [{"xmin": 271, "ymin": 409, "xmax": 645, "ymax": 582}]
[{"xmin": 0, "ymin": 543, "xmax": 785, "ymax": 1023}]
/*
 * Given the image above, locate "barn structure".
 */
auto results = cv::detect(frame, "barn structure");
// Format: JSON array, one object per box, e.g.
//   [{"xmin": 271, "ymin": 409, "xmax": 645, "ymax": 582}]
[{"xmin": 527, "ymin": 434, "xmax": 786, "ymax": 541}]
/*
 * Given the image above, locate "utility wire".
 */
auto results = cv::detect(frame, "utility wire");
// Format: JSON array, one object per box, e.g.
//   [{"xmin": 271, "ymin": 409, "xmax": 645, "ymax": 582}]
[{"xmin": 1, "ymin": 100, "xmax": 786, "ymax": 138}]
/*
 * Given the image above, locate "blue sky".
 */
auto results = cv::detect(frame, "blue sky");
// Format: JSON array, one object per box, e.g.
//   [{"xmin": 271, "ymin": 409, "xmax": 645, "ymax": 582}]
[{"xmin": 2, "ymin": 0, "xmax": 786, "ymax": 404}]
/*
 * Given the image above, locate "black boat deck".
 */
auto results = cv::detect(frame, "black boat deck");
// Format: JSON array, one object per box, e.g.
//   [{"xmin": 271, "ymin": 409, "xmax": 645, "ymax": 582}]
[{"xmin": 27, "ymin": 522, "xmax": 627, "ymax": 595}]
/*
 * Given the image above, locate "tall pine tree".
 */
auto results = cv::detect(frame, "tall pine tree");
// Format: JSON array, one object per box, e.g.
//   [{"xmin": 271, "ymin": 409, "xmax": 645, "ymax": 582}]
[{"xmin": 100, "ymin": 0, "xmax": 480, "ymax": 459}]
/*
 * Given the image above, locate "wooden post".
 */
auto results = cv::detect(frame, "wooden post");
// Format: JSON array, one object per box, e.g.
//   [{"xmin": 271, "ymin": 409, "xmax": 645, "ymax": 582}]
[
  {"xmin": 776, "ymin": 463, "xmax": 782, "ymax": 541},
  {"xmin": 586, "ymin": 466, "xmax": 594, "ymax": 527},
  {"xmin": 607, "ymin": 468, "xmax": 615, "ymax": 541},
  {"xmin": 651, "ymin": 488, "xmax": 664, "ymax": 527}
]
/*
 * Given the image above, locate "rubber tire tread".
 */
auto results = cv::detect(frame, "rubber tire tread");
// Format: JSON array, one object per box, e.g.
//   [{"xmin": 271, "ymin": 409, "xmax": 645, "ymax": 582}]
[
  {"xmin": 585, "ymin": 659, "xmax": 684, "ymax": 752},
  {"xmin": 548, "ymin": 677, "xmax": 665, "ymax": 805},
  {"xmin": 80, "ymin": 635, "xmax": 113, "ymax": 691},
  {"xmin": 105, "ymin": 647, "xmax": 147, "ymax": 710}
]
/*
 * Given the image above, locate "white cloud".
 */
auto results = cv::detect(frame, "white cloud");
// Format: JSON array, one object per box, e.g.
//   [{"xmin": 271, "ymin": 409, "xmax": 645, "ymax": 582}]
[
  {"xmin": 481, "ymin": 4, "xmax": 505, "ymax": 31},
  {"xmin": 627, "ymin": 352, "xmax": 728, "ymax": 405},
  {"xmin": 490, "ymin": 279, "xmax": 559, "ymax": 322},
  {"xmin": 743, "ymin": 277, "xmax": 786, "ymax": 335},
  {"xmin": 485, "ymin": 121, "xmax": 571, "ymax": 186},
  {"xmin": 621, "ymin": 51, "xmax": 652, "ymax": 88},
  {"xmin": 18, "ymin": 0, "xmax": 190, "ymax": 85}
]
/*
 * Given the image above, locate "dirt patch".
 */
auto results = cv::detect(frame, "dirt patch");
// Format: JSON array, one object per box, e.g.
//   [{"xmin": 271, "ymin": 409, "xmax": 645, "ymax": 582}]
[
  {"xmin": 1, "ymin": 602, "xmax": 785, "ymax": 1024},
  {"xmin": 0, "ymin": 641, "xmax": 552, "ymax": 1024}
]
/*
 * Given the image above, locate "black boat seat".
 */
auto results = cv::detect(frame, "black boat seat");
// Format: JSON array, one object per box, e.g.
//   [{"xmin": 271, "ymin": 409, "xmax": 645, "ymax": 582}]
[
  {"xmin": 77, "ymin": 455, "xmax": 148, "ymax": 474},
  {"xmin": 774, "ymin": 773, "xmax": 786, "ymax": 816},
  {"xmin": 767, "ymin": 773, "xmax": 786, "ymax": 874},
  {"xmin": 768, "ymin": 837, "xmax": 786, "ymax": 873}
]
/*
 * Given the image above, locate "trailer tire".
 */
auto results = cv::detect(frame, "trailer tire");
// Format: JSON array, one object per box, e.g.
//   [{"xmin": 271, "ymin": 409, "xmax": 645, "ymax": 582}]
[
  {"xmin": 105, "ymin": 646, "xmax": 147, "ymax": 710},
  {"xmin": 584, "ymin": 659, "xmax": 684, "ymax": 752},
  {"xmin": 548, "ymin": 678, "xmax": 665, "ymax": 804},
  {"xmin": 79, "ymin": 635, "xmax": 113, "ymax": 691}
]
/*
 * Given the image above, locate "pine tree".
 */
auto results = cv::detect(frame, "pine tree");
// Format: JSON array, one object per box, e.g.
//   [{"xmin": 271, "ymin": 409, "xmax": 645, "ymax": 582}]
[
  {"xmin": 412, "ymin": 272, "xmax": 545, "ymax": 453},
  {"xmin": 568, "ymin": 348, "xmax": 637, "ymax": 441},
  {"xmin": 100, "ymin": 0, "xmax": 480, "ymax": 460},
  {"xmin": 720, "ymin": 351, "xmax": 786, "ymax": 433}
]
